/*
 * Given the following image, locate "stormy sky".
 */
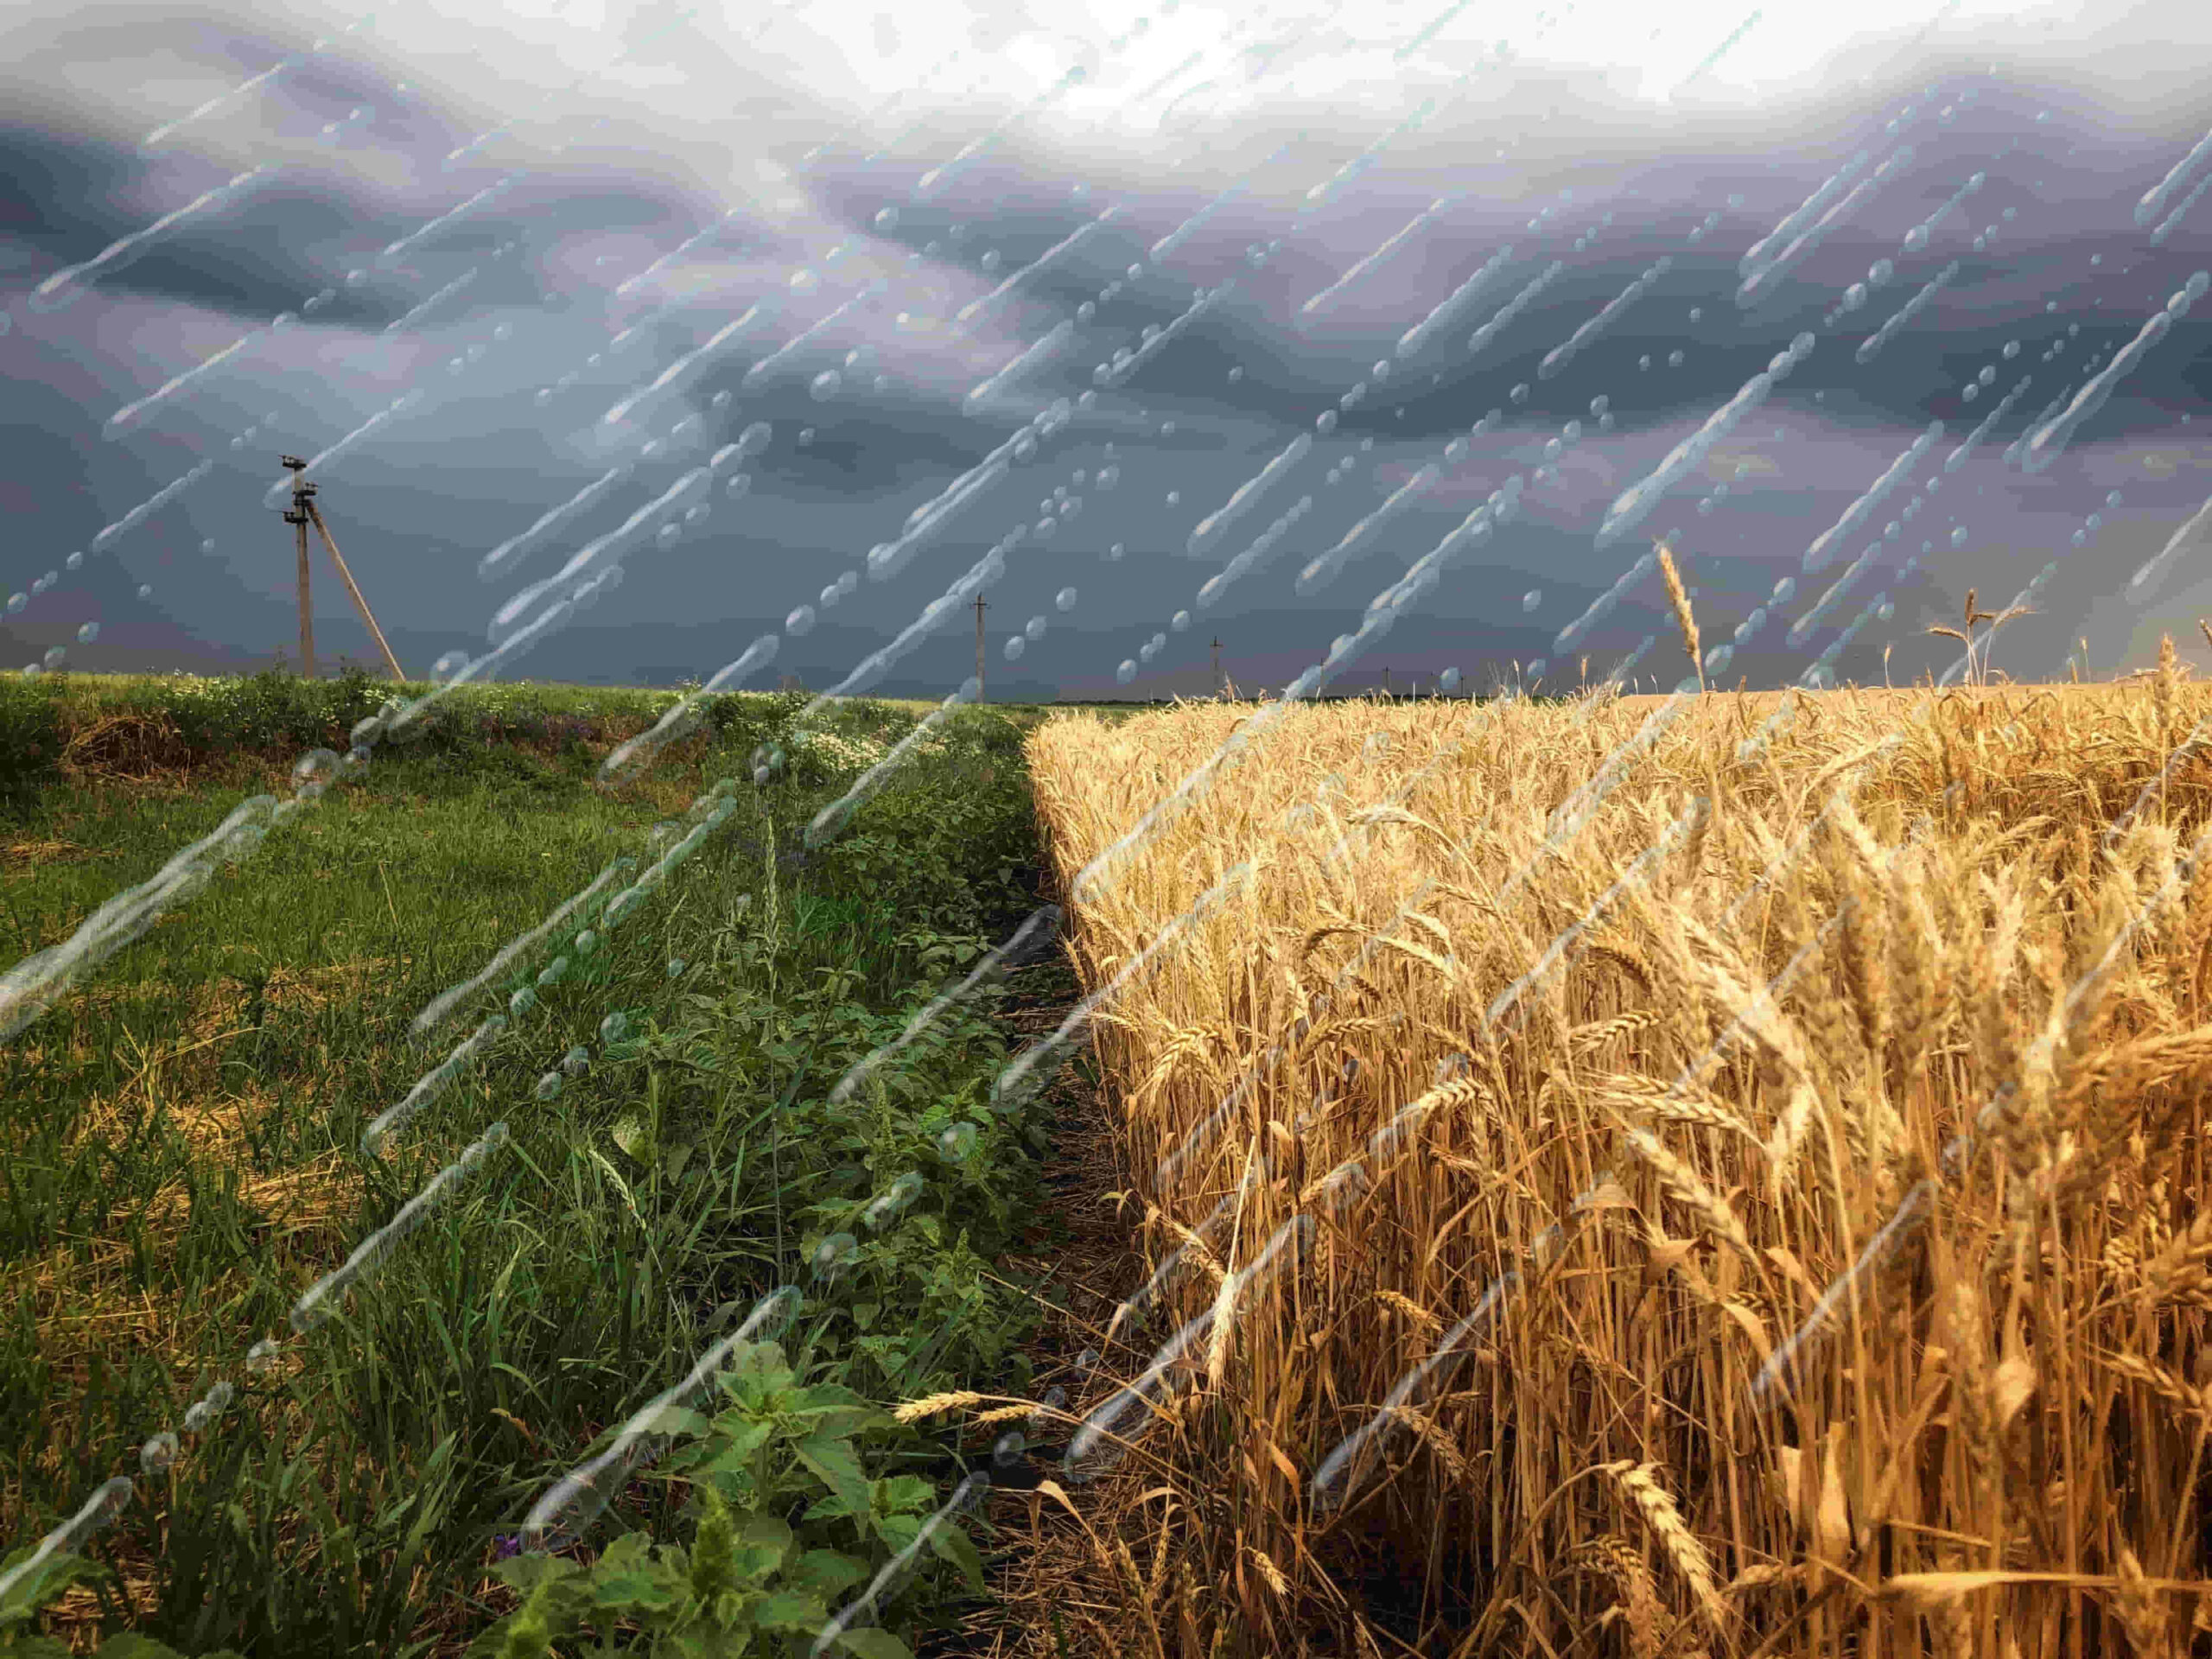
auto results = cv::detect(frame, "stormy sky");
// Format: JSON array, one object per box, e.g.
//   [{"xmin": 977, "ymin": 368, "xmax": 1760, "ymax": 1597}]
[{"xmin": 3, "ymin": 0, "xmax": 2209, "ymax": 702}]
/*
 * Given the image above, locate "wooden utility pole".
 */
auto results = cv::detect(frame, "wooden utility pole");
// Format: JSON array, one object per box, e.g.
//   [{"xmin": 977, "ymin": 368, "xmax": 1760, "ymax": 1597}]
[
  {"xmin": 282, "ymin": 458, "xmax": 316, "ymax": 678},
  {"xmin": 280, "ymin": 457, "xmax": 405, "ymax": 683},
  {"xmin": 974, "ymin": 594, "xmax": 988, "ymax": 701},
  {"xmin": 1211, "ymin": 635, "xmax": 1223, "ymax": 696}
]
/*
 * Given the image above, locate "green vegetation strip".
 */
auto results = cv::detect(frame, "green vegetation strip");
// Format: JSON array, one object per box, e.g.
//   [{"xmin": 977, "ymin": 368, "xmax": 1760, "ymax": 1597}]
[{"xmin": 0, "ymin": 671, "xmax": 1106, "ymax": 1657}]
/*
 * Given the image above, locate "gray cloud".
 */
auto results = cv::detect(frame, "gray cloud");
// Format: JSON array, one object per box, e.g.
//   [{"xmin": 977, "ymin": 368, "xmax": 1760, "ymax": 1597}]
[{"xmin": 3, "ymin": 0, "xmax": 2210, "ymax": 699}]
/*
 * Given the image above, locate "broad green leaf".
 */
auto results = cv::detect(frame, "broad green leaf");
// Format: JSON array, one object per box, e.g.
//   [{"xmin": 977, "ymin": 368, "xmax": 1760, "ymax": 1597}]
[
  {"xmin": 492, "ymin": 1549, "xmax": 582, "ymax": 1594},
  {"xmin": 752, "ymin": 1588, "xmax": 831, "ymax": 1633},
  {"xmin": 591, "ymin": 1554, "xmax": 684, "ymax": 1612},
  {"xmin": 791, "ymin": 1433, "xmax": 872, "ymax": 1514},
  {"xmin": 612, "ymin": 1112, "xmax": 651, "ymax": 1162},
  {"xmin": 875, "ymin": 1512, "xmax": 922, "ymax": 1553},
  {"xmin": 789, "ymin": 1383, "xmax": 872, "ymax": 1413},
  {"xmin": 925, "ymin": 1522, "xmax": 986, "ymax": 1593},
  {"xmin": 704, "ymin": 1416, "xmax": 777, "ymax": 1459},
  {"xmin": 788, "ymin": 1548, "xmax": 869, "ymax": 1599},
  {"xmin": 804, "ymin": 1489, "xmax": 866, "ymax": 1523},
  {"xmin": 833, "ymin": 1630, "xmax": 915, "ymax": 1659},
  {"xmin": 660, "ymin": 1625, "xmax": 752, "ymax": 1659},
  {"xmin": 596, "ymin": 1534, "xmax": 652, "ymax": 1573},
  {"xmin": 877, "ymin": 1476, "xmax": 935, "ymax": 1514},
  {"xmin": 632, "ymin": 1405, "xmax": 712, "ymax": 1440},
  {"xmin": 737, "ymin": 1515, "xmax": 793, "ymax": 1560}
]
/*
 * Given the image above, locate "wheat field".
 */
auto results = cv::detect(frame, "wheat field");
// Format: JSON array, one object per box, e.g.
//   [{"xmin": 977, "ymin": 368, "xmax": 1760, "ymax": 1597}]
[{"xmin": 1018, "ymin": 659, "xmax": 2212, "ymax": 1659}]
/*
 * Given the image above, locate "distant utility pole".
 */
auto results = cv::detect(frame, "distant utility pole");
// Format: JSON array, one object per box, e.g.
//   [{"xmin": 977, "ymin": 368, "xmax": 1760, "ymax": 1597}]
[
  {"xmin": 1211, "ymin": 635, "xmax": 1223, "ymax": 696},
  {"xmin": 974, "ymin": 594, "xmax": 988, "ymax": 701},
  {"xmin": 282, "ymin": 460, "xmax": 316, "ymax": 679},
  {"xmin": 1382, "ymin": 665, "xmax": 1391, "ymax": 700},
  {"xmin": 277, "ymin": 457, "xmax": 404, "ymax": 682}
]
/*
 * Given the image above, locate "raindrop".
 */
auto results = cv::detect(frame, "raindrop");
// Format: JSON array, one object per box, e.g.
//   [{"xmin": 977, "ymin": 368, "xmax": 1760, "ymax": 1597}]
[
  {"xmin": 810, "ymin": 369, "xmax": 842, "ymax": 399},
  {"xmin": 1056, "ymin": 587, "xmax": 1077, "ymax": 611},
  {"xmin": 141, "ymin": 1433, "xmax": 180, "ymax": 1475},
  {"xmin": 789, "ymin": 268, "xmax": 820, "ymax": 293},
  {"xmin": 939, "ymin": 1122, "xmax": 979, "ymax": 1160},
  {"xmin": 810, "ymin": 1232, "xmax": 861, "ymax": 1281},
  {"xmin": 137, "ymin": 584, "xmax": 152, "ymax": 601},
  {"xmin": 1522, "ymin": 589, "xmax": 1541, "ymax": 612},
  {"xmin": 534, "ymin": 1071, "xmax": 563, "ymax": 1101},
  {"xmin": 600, "ymin": 1011, "xmax": 629, "ymax": 1044},
  {"xmin": 77, "ymin": 621, "xmax": 99, "ymax": 644}
]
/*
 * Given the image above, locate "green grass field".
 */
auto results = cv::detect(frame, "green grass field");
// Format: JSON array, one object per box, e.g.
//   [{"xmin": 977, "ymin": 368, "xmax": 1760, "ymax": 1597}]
[{"xmin": 0, "ymin": 669, "xmax": 1130, "ymax": 1657}]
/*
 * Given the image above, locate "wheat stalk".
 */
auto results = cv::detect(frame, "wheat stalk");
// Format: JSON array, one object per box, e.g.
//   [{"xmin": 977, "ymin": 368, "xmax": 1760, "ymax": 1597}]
[
  {"xmin": 893, "ymin": 1390, "xmax": 988, "ymax": 1423},
  {"xmin": 1603, "ymin": 1459, "xmax": 1727, "ymax": 1630},
  {"xmin": 1656, "ymin": 540, "xmax": 1705, "ymax": 694}
]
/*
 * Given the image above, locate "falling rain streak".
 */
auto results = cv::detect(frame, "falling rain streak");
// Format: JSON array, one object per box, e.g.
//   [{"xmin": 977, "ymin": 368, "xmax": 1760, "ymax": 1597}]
[{"xmin": 10, "ymin": 10, "xmax": 2212, "ymax": 1650}]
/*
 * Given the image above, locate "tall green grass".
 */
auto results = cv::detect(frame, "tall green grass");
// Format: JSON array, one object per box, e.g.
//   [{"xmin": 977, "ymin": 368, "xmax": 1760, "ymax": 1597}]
[{"xmin": 0, "ymin": 677, "xmax": 1082, "ymax": 1656}]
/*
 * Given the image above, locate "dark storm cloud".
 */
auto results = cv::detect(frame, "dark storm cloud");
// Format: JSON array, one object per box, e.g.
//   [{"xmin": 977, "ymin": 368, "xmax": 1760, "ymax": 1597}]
[{"xmin": 2, "ymin": 0, "xmax": 2209, "ymax": 701}]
